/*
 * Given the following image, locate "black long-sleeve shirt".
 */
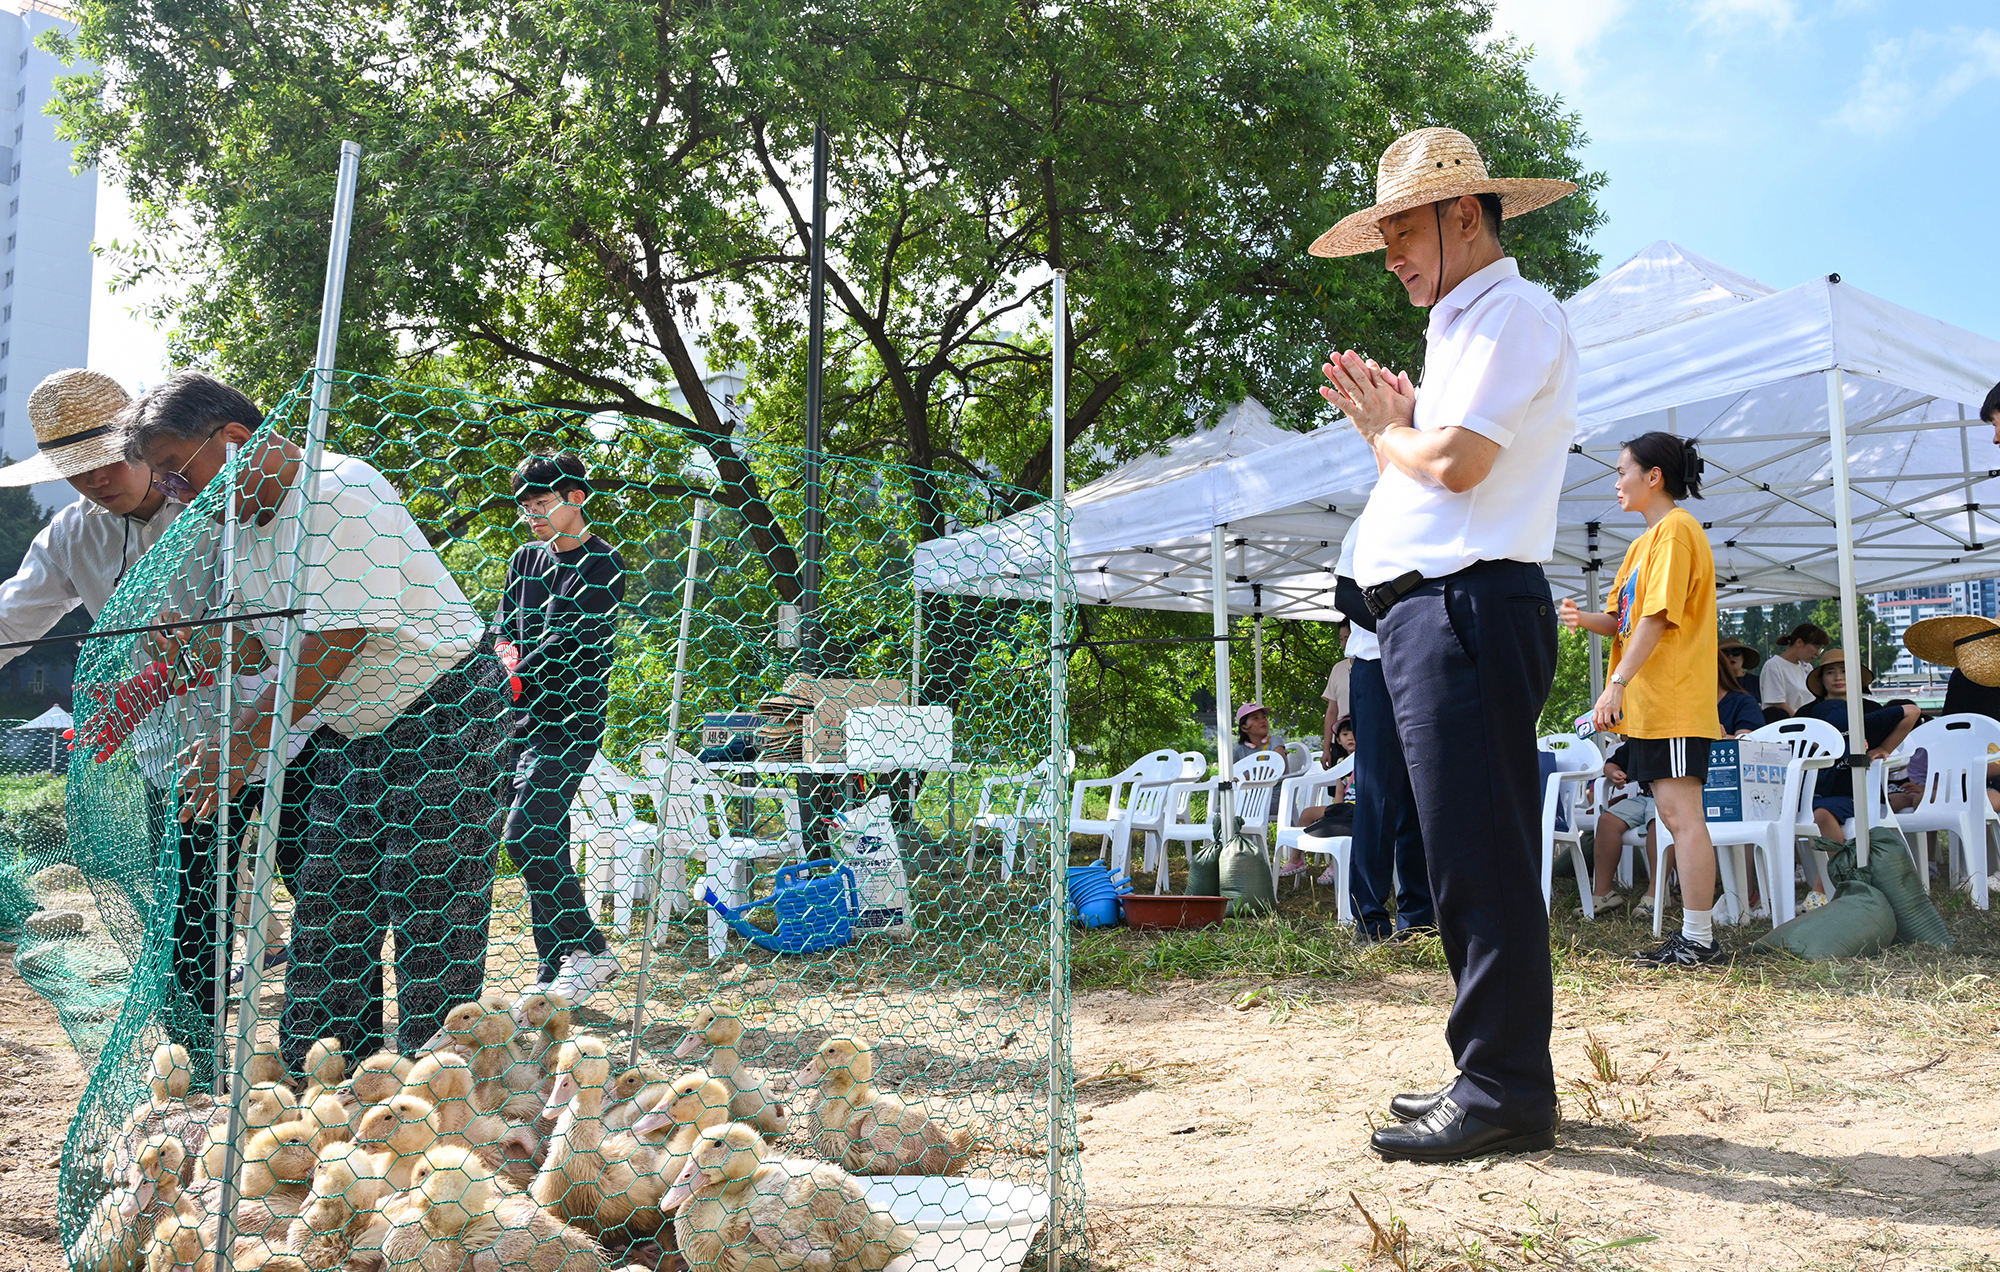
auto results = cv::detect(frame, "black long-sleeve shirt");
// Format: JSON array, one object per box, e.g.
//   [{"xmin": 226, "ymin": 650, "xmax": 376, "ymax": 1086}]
[{"xmin": 494, "ymin": 535, "xmax": 626, "ymax": 741}]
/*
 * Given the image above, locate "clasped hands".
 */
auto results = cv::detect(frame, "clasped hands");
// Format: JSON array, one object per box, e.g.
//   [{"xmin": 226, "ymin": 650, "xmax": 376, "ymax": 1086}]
[{"xmin": 1320, "ymin": 349, "xmax": 1415, "ymax": 444}]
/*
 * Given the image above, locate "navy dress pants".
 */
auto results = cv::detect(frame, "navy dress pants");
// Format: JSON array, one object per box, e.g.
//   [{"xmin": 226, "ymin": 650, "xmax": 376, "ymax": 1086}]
[
  {"xmin": 1377, "ymin": 559, "xmax": 1559, "ymax": 1132},
  {"xmin": 1348, "ymin": 656, "xmax": 1433, "ymax": 936}
]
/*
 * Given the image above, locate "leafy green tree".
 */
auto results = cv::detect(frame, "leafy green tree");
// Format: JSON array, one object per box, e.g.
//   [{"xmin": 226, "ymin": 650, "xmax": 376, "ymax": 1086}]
[
  {"xmin": 0, "ymin": 466, "xmax": 44, "ymax": 579},
  {"xmin": 48, "ymin": 0, "xmax": 1602, "ymax": 761}
]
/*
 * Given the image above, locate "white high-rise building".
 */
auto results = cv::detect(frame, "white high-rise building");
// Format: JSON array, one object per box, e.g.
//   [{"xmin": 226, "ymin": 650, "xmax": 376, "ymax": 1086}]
[{"xmin": 0, "ymin": 0, "xmax": 97, "ymax": 508}]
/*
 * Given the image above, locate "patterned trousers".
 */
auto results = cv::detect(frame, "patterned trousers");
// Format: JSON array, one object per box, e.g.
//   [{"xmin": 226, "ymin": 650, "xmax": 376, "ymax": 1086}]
[{"xmin": 279, "ymin": 654, "xmax": 505, "ymax": 1072}]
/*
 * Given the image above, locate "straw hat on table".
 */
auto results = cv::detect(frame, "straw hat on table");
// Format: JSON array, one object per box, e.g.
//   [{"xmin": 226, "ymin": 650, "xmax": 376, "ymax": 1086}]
[
  {"xmin": 1806, "ymin": 648, "xmax": 1875, "ymax": 699},
  {"xmin": 1904, "ymin": 614, "xmax": 2000, "ymax": 688},
  {"xmin": 0, "ymin": 369, "xmax": 134, "ymax": 486},
  {"xmin": 1308, "ymin": 127, "xmax": 1578, "ymax": 259}
]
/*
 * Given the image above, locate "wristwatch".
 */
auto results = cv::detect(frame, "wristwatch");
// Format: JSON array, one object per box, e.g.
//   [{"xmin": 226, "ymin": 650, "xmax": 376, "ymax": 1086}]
[{"xmin": 1608, "ymin": 672, "xmax": 1630, "ymax": 687}]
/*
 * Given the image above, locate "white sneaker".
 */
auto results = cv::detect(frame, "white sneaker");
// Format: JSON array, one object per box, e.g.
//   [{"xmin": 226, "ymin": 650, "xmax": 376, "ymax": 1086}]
[{"xmin": 548, "ymin": 951, "xmax": 622, "ymax": 1002}]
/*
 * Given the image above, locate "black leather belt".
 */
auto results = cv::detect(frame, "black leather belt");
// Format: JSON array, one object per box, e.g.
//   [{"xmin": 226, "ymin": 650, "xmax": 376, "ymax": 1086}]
[{"xmin": 1362, "ymin": 570, "xmax": 1426, "ymax": 619}]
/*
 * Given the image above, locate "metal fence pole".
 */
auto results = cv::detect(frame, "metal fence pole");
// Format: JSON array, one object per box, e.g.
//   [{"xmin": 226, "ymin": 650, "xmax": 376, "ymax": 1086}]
[
  {"xmin": 1046, "ymin": 268, "xmax": 1070, "ymax": 1272},
  {"xmin": 1826, "ymin": 365, "xmax": 1872, "ymax": 863},
  {"xmin": 213, "ymin": 139, "xmax": 361, "ymax": 1268}
]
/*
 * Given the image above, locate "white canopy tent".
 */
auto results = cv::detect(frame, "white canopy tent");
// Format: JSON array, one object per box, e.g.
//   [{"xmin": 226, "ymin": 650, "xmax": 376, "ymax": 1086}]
[{"xmin": 919, "ymin": 241, "xmax": 2000, "ymax": 852}]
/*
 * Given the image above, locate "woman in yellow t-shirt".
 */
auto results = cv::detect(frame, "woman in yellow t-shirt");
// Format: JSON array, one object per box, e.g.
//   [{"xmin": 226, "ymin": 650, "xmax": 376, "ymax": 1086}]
[{"xmin": 1559, "ymin": 432, "xmax": 1724, "ymax": 968}]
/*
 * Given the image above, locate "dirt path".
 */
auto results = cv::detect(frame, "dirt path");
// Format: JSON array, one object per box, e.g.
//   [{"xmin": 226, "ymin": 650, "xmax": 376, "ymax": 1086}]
[
  {"xmin": 0, "ymin": 953, "xmax": 89, "ymax": 1272},
  {"xmin": 1073, "ymin": 975, "xmax": 2000, "ymax": 1270}
]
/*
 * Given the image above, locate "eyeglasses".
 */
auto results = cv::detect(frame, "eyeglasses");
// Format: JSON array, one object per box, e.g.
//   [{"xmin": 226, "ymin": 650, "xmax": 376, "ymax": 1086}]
[{"xmin": 150, "ymin": 426, "xmax": 226, "ymax": 502}]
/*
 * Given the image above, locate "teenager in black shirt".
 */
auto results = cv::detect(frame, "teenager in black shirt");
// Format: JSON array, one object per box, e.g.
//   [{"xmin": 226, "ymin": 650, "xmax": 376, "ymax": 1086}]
[{"xmin": 495, "ymin": 453, "xmax": 627, "ymax": 1003}]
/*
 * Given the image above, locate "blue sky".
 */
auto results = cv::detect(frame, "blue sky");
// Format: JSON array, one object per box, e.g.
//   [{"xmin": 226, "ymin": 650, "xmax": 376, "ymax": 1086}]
[
  {"xmin": 1489, "ymin": 0, "xmax": 2000, "ymax": 338},
  {"xmin": 87, "ymin": 0, "xmax": 2000, "ymax": 388}
]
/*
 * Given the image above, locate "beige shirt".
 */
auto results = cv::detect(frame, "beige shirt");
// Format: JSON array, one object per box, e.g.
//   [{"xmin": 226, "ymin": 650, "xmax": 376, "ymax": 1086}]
[{"xmin": 1322, "ymin": 658, "xmax": 1353, "ymax": 721}]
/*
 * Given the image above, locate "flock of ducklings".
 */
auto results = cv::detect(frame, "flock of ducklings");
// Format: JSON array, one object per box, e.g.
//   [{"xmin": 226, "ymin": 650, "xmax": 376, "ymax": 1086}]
[{"xmin": 74, "ymin": 994, "xmax": 977, "ymax": 1272}]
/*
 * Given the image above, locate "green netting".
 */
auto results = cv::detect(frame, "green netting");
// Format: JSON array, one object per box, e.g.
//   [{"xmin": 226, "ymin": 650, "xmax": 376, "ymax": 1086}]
[{"xmin": 53, "ymin": 370, "xmax": 1082, "ymax": 1272}]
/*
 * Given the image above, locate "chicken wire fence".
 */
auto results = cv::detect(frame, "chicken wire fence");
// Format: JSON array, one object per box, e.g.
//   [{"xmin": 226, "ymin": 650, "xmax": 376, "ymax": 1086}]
[{"xmin": 53, "ymin": 370, "xmax": 1083, "ymax": 1272}]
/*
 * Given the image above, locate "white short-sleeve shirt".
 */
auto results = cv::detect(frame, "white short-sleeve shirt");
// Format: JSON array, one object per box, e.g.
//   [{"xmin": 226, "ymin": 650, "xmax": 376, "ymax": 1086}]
[
  {"xmin": 235, "ymin": 452, "xmax": 482, "ymax": 736},
  {"xmin": 1351, "ymin": 257, "xmax": 1578, "ymax": 586},
  {"xmin": 1760, "ymin": 655, "xmax": 1813, "ymax": 713}
]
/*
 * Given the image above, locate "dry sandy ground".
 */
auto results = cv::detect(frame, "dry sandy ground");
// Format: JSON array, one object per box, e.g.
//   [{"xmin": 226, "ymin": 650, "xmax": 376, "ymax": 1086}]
[
  {"xmin": 7, "ymin": 873, "xmax": 2000, "ymax": 1272},
  {"xmin": 1072, "ymin": 974, "xmax": 2000, "ymax": 1271}
]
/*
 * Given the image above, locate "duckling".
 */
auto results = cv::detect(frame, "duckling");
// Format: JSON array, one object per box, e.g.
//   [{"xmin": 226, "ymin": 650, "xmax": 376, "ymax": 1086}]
[
  {"xmin": 625, "ymin": 1071, "xmax": 734, "ymax": 1157},
  {"xmin": 600, "ymin": 1064, "xmax": 674, "ymax": 1133},
  {"xmin": 422, "ymin": 1000, "xmax": 537, "ymax": 1118},
  {"xmin": 106, "ymin": 1045, "xmax": 214, "ymax": 1187},
  {"xmin": 70, "ymin": 1133, "xmax": 186, "ymax": 1272},
  {"xmin": 529, "ymin": 1039, "xmax": 674, "ymax": 1242},
  {"xmin": 664, "ymin": 1123, "xmax": 918, "ymax": 1272},
  {"xmin": 240, "ymin": 1039, "xmax": 290, "ymax": 1089},
  {"xmin": 355, "ymin": 1092, "xmax": 443, "ymax": 1189},
  {"xmin": 508, "ymin": 993, "xmax": 575, "ymax": 1076},
  {"xmin": 390, "ymin": 1146, "xmax": 606, "ymax": 1272},
  {"xmin": 671, "ymin": 1006, "xmax": 790, "ymax": 1134},
  {"xmin": 198, "ymin": 1084, "xmax": 305, "ymax": 1184},
  {"xmin": 293, "ymin": 1090, "xmax": 357, "ymax": 1154},
  {"xmin": 347, "ymin": 1051, "xmax": 415, "ymax": 1109},
  {"xmin": 287, "ymin": 1141, "xmax": 399, "ymax": 1272},
  {"xmin": 236, "ymin": 1123, "xmax": 319, "ymax": 1202},
  {"xmin": 299, "ymin": 1038, "xmax": 346, "ymax": 1104},
  {"xmin": 793, "ymin": 1037, "xmax": 972, "ymax": 1177}
]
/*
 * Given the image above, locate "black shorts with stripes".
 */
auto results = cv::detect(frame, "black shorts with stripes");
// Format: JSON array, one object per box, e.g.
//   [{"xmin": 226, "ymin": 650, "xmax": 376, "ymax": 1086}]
[{"xmin": 1624, "ymin": 735, "xmax": 1711, "ymax": 784}]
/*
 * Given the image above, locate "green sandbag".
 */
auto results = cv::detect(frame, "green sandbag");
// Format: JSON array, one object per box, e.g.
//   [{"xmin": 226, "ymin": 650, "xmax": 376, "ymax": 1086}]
[
  {"xmin": 1756, "ymin": 839, "xmax": 1898, "ymax": 959},
  {"xmin": 1187, "ymin": 836, "xmax": 1222, "ymax": 897},
  {"xmin": 1218, "ymin": 835, "xmax": 1274, "ymax": 917},
  {"xmin": 1843, "ymin": 828, "xmax": 1951, "ymax": 950}
]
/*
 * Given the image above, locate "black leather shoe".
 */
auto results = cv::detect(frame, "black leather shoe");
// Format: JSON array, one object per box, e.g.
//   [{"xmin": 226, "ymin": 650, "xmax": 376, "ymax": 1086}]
[
  {"xmin": 1370, "ymin": 1097, "xmax": 1556, "ymax": 1163},
  {"xmin": 1388, "ymin": 1081, "xmax": 1454, "ymax": 1122}
]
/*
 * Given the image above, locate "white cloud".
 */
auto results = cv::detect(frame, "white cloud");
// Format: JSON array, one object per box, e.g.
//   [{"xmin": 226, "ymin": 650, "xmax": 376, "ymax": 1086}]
[
  {"xmin": 1486, "ymin": 0, "xmax": 1631, "ymax": 93},
  {"xmin": 1834, "ymin": 26, "xmax": 2000, "ymax": 137},
  {"xmin": 1690, "ymin": 0, "xmax": 1797, "ymax": 33}
]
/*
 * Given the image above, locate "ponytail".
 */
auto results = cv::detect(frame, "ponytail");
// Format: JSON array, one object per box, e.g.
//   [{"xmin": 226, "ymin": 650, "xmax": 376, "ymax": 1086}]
[{"xmin": 1622, "ymin": 431, "xmax": 1705, "ymax": 500}]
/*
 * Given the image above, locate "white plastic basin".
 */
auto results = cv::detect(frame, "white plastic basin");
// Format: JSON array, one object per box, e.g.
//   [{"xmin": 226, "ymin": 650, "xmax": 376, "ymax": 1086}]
[{"xmin": 857, "ymin": 1176, "xmax": 1052, "ymax": 1272}]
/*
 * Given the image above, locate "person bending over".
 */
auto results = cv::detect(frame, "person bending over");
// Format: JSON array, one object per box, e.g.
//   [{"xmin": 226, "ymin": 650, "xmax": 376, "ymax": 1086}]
[{"xmin": 1561, "ymin": 432, "xmax": 1724, "ymax": 967}]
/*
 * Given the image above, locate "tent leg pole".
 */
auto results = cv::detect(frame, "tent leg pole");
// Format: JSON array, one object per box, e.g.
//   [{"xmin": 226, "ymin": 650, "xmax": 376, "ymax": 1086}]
[
  {"xmin": 1211, "ymin": 528, "xmax": 1235, "ymax": 842},
  {"xmin": 1585, "ymin": 521, "xmax": 1603, "ymax": 701},
  {"xmin": 1825, "ymin": 367, "xmax": 1871, "ymax": 865},
  {"xmin": 1252, "ymin": 616, "xmax": 1263, "ymax": 704}
]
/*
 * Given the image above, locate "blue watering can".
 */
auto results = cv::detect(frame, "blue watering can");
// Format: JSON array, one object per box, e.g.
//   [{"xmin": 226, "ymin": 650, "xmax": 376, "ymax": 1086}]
[{"xmin": 696, "ymin": 860, "xmax": 857, "ymax": 954}]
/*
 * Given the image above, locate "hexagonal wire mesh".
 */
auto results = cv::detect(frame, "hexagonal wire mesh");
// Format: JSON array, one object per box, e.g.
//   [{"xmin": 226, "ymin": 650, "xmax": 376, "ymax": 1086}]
[{"xmin": 54, "ymin": 370, "xmax": 1083, "ymax": 1272}]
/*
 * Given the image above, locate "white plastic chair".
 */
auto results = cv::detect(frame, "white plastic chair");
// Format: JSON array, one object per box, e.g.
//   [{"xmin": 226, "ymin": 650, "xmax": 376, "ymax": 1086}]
[
  {"xmin": 970, "ymin": 752, "xmax": 1072, "ymax": 881},
  {"xmin": 1651, "ymin": 718, "xmax": 1838, "ymax": 935},
  {"xmin": 1230, "ymin": 749, "xmax": 1288, "ymax": 861},
  {"xmin": 1537, "ymin": 734, "xmax": 1604, "ymax": 918},
  {"xmin": 1100, "ymin": 751, "xmax": 1187, "ymax": 882},
  {"xmin": 1152, "ymin": 753, "xmax": 1220, "ymax": 892},
  {"xmin": 573, "ymin": 754, "xmax": 660, "ymax": 931},
  {"xmin": 1069, "ymin": 750, "xmax": 1174, "ymax": 859},
  {"xmin": 637, "ymin": 741, "xmax": 806, "ymax": 960},
  {"xmin": 1274, "ymin": 759, "xmax": 1344, "ymax": 869},
  {"xmin": 1893, "ymin": 713, "xmax": 2000, "ymax": 910},
  {"xmin": 1281, "ymin": 741, "xmax": 1312, "ymax": 776},
  {"xmin": 1293, "ymin": 755, "xmax": 1355, "ymax": 922}
]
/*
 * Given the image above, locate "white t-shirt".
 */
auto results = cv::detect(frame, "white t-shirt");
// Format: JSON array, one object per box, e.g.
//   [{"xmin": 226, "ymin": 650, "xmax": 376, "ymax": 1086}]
[
  {"xmin": 1334, "ymin": 527, "xmax": 1380, "ymax": 661},
  {"xmin": 1351, "ymin": 258, "xmax": 1578, "ymax": 586},
  {"xmin": 1760, "ymin": 654, "xmax": 1814, "ymax": 713},
  {"xmin": 1322, "ymin": 659, "xmax": 1353, "ymax": 718},
  {"xmin": 235, "ymin": 452, "xmax": 482, "ymax": 736}
]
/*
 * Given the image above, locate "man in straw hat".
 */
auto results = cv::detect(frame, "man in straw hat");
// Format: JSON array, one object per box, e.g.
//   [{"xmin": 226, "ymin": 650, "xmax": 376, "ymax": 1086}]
[
  {"xmin": 0, "ymin": 368, "xmax": 181, "ymax": 673},
  {"xmin": 1315, "ymin": 127, "xmax": 1578, "ymax": 1161}
]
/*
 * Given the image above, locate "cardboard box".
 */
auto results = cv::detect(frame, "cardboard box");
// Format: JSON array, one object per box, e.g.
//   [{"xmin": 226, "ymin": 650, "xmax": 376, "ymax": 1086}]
[
  {"xmin": 846, "ymin": 705, "xmax": 954, "ymax": 769},
  {"xmin": 779, "ymin": 675, "xmax": 910, "ymax": 762},
  {"xmin": 1704, "ymin": 739, "xmax": 1790, "ymax": 823}
]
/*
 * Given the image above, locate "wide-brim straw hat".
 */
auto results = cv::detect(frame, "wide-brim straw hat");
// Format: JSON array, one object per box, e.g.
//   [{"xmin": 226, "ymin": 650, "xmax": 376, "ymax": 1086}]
[
  {"xmin": 1718, "ymin": 637, "xmax": 1763, "ymax": 670},
  {"xmin": 0, "ymin": 369, "xmax": 134, "ymax": 486},
  {"xmin": 1905, "ymin": 614, "xmax": 2000, "ymax": 687},
  {"xmin": 1309, "ymin": 127, "xmax": 1578, "ymax": 259},
  {"xmin": 1806, "ymin": 648, "xmax": 1875, "ymax": 698}
]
